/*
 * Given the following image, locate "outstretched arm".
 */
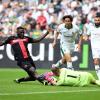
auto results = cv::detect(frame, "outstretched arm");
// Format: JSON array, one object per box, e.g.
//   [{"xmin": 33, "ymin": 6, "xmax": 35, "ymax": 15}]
[
  {"xmin": 0, "ymin": 41, "xmax": 6, "ymax": 46},
  {"xmin": 52, "ymin": 31, "xmax": 59, "ymax": 48},
  {"xmin": 76, "ymin": 34, "xmax": 83, "ymax": 52},
  {"xmin": 32, "ymin": 31, "xmax": 50, "ymax": 43},
  {"xmin": 32, "ymin": 26, "xmax": 53, "ymax": 43},
  {"xmin": 52, "ymin": 25, "xmax": 60, "ymax": 48},
  {"xmin": 0, "ymin": 37, "xmax": 11, "ymax": 46},
  {"xmin": 0, "ymin": 42, "xmax": 2, "ymax": 46}
]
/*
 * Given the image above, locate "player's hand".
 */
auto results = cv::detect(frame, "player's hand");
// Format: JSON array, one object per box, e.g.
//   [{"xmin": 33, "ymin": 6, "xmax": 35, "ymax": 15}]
[
  {"xmin": 76, "ymin": 44, "xmax": 81, "ymax": 53},
  {"xmin": 83, "ymin": 35, "xmax": 88, "ymax": 41},
  {"xmin": 48, "ymin": 80, "xmax": 57, "ymax": 86},
  {"xmin": 51, "ymin": 80, "xmax": 57, "ymax": 86},
  {"xmin": 46, "ymin": 26, "xmax": 53, "ymax": 33}
]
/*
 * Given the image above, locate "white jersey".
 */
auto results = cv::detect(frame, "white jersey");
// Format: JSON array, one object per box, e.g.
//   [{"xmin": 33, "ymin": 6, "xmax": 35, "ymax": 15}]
[
  {"xmin": 56, "ymin": 23, "xmax": 81, "ymax": 55},
  {"xmin": 56, "ymin": 23, "xmax": 82, "ymax": 44},
  {"xmin": 87, "ymin": 24, "xmax": 100, "ymax": 46},
  {"xmin": 87, "ymin": 25, "xmax": 100, "ymax": 58}
]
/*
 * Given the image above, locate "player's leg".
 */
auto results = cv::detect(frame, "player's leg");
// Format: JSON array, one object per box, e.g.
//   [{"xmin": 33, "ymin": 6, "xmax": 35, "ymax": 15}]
[
  {"xmin": 64, "ymin": 53, "xmax": 74, "ymax": 70},
  {"xmin": 24, "ymin": 62, "xmax": 45, "ymax": 84},
  {"xmin": 88, "ymin": 72, "xmax": 100, "ymax": 86},
  {"xmin": 52, "ymin": 43, "xmax": 74, "ymax": 69},
  {"xmin": 52, "ymin": 54, "xmax": 73, "ymax": 69},
  {"xmin": 51, "ymin": 44, "xmax": 66, "ymax": 68},
  {"xmin": 62, "ymin": 43, "xmax": 74, "ymax": 69},
  {"xmin": 95, "ymin": 80, "xmax": 100, "ymax": 86},
  {"xmin": 28, "ymin": 59, "xmax": 47, "ymax": 84},
  {"xmin": 53, "ymin": 49, "xmax": 77, "ymax": 68},
  {"xmin": 37, "ymin": 74, "xmax": 50, "ymax": 85},
  {"xmin": 53, "ymin": 57, "xmax": 66, "ymax": 68},
  {"xmin": 92, "ymin": 48, "xmax": 100, "ymax": 80},
  {"xmin": 14, "ymin": 62, "xmax": 37, "ymax": 83},
  {"xmin": 14, "ymin": 76, "xmax": 36, "ymax": 83},
  {"xmin": 93, "ymin": 58, "xmax": 100, "ymax": 80},
  {"xmin": 63, "ymin": 49, "xmax": 74, "ymax": 69}
]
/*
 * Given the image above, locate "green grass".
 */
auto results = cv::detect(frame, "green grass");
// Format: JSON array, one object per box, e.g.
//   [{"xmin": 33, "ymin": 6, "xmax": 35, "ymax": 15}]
[{"xmin": 0, "ymin": 68, "xmax": 100, "ymax": 100}]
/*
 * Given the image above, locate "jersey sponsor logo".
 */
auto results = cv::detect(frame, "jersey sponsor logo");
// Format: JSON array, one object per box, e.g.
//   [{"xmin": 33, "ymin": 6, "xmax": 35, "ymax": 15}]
[{"xmin": 10, "ymin": 38, "xmax": 28, "ymax": 44}]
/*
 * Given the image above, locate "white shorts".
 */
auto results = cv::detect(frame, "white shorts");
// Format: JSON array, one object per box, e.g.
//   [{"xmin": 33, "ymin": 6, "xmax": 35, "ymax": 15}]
[
  {"xmin": 91, "ymin": 41, "xmax": 100, "ymax": 59},
  {"xmin": 92, "ymin": 48, "xmax": 100, "ymax": 59},
  {"xmin": 60, "ymin": 42, "xmax": 75, "ymax": 57}
]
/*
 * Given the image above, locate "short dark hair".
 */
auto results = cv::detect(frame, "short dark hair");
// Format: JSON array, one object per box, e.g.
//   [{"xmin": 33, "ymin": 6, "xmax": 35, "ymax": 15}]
[
  {"xmin": 91, "ymin": 7, "xmax": 98, "ymax": 11},
  {"xmin": 17, "ymin": 26, "xmax": 26, "ymax": 34},
  {"xmin": 95, "ymin": 12, "xmax": 100, "ymax": 17},
  {"xmin": 62, "ymin": 15, "xmax": 73, "ymax": 21},
  {"xmin": 17, "ymin": 26, "xmax": 25, "ymax": 30},
  {"xmin": 51, "ymin": 67, "xmax": 59, "ymax": 73}
]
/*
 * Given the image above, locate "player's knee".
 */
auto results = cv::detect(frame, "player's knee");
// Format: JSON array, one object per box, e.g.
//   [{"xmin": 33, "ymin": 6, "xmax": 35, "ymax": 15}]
[
  {"xmin": 66, "ymin": 57, "xmax": 72, "ymax": 62},
  {"xmin": 62, "ymin": 57, "xmax": 66, "ymax": 63},
  {"xmin": 64, "ymin": 54, "xmax": 72, "ymax": 62},
  {"xmin": 94, "ymin": 59, "xmax": 99, "ymax": 65}
]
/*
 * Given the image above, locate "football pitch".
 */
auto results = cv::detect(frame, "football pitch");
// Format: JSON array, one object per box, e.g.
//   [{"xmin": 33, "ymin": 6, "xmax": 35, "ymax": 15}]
[{"xmin": 0, "ymin": 68, "xmax": 100, "ymax": 100}]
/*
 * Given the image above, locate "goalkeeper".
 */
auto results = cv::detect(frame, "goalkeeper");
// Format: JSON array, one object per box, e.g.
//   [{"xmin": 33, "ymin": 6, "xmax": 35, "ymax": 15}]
[{"xmin": 50, "ymin": 67, "xmax": 100, "ymax": 86}]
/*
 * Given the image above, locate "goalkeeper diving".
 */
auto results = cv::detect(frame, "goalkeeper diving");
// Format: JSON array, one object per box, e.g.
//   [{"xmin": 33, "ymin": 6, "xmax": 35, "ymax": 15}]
[{"xmin": 39, "ymin": 67, "xmax": 100, "ymax": 86}]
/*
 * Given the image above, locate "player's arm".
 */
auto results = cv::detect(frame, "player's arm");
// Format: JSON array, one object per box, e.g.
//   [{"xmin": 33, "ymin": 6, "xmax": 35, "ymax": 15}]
[
  {"xmin": 75, "ymin": 27, "xmax": 84, "ymax": 52},
  {"xmin": 45, "ymin": 72, "xmax": 55, "ymax": 82},
  {"xmin": 77, "ymin": 32, "xmax": 90, "ymax": 52},
  {"xmin": 52, "ymin": 25, "xmax": 60, "ymax": 48},
  {"xmin": 31, "ymin": 27, "xmax": 52, "ymax": 43},
  {"xmin": 0, "ymin": 37, "xmax": 11, "ymax": 46},
  {"xmin": 77, "ymin": 34, "xmax": 83, "ymax": 52},
  {"xmin": 82, "ymin": 24, "xmax": 90, "ymax": 41},
  {"xmin": 52, "ymin": 31, "xmax": 60, "ymax": 48},
  {"xmin": 55, "ymin": 69, "xmax": 66, "ymax": 86},
  {"xmin": 82, "ymin": 32, "xmax": 90, "ymax": 41},
  {"xmin": 83, "ymin": 26, "xmax": 91, "ymax": 41},
  {"xmin": 83, "ymin": 34, "xmax": 90, "ymax": 41},
  {"xmin": 32, "ymin": 31, "xmax": 50, "ymax": 43}
]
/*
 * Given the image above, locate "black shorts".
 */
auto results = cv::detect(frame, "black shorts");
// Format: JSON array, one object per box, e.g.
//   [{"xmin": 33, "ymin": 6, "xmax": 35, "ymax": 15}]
[
  {"xmin": 17, "ymin": 58, "xmax": 36, "ymax": 68},
  {"xmin": 17, "ymin": 58, "xmax": 36, "ymax": 77}
]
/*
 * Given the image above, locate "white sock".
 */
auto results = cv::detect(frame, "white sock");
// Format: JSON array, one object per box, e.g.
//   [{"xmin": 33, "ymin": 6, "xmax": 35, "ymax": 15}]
[
  {"xmin": 67, "ymin": 62, "xmax": 74, "ymax": 70},
  {"xmin": 55, "ymin": 60, "xmax": 63, "ymax": 68},
  {"xmin": 95, "ymin": 65, "xmax": 100, "ymax": 80}
]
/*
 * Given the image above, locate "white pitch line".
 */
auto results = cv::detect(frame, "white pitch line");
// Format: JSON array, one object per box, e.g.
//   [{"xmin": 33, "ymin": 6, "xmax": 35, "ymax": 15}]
[{"xmin": 0, "ymin": 89, "xmax": 100, "ymax": 96}]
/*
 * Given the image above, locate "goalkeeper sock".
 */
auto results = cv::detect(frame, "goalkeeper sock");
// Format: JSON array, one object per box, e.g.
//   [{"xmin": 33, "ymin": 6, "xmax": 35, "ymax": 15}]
[{"xmin": 95, "ymin": 65, "xmax": 100, "ymax": 80}]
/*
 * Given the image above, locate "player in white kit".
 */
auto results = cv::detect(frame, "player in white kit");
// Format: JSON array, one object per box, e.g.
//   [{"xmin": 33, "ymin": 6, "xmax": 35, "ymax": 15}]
[
  {"xmin": 86, "ymin": 12, "xmax": 100, "ymax": 80},
  {"xmin": 52, "ymin": 15, "xmax": 82, "ymax": 69}
]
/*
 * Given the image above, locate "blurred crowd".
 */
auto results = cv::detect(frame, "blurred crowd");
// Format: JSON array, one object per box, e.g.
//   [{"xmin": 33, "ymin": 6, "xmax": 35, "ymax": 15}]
[{"xmin": 0, "ymin": 0, "xmax": 100, "ymax": 38}]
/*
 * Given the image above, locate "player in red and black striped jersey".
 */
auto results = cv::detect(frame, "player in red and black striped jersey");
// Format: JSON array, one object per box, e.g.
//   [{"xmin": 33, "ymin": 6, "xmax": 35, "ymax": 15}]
[{"xmin": 0, "ymin": 26, "xmax": 50, "ymax": 84}]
